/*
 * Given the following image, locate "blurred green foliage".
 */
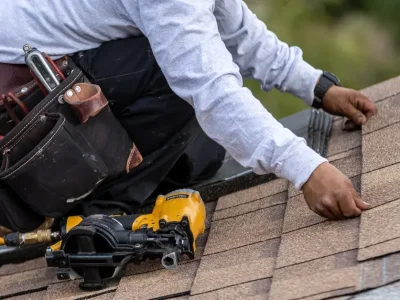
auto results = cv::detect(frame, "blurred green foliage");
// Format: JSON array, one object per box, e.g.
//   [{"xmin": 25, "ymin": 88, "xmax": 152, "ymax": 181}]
[{"xmin": 245, "ymin": 0, "xmax": 400, "ymax": 119}]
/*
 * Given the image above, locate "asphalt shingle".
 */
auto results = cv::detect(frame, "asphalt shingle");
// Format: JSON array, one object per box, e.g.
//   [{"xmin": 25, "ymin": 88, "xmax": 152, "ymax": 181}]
[
  {"xmin": 360, "ymin": 75, "xmax": 400, "ymax": 103},
  {"xmin": 351, "ymin": 281, "xmax": 400, "ymax": 300},
  {"xmin": 357, "ymin": 252, "xmax": 400, "ymax": 291},
  {"xmin": 358, "ymin": 199, "xmax": 400, "ymax": 261},
  {"xmin": 212, "ymin": 191, "xmax": 287, "ymax": 221},
  {"xmin": 276, "ymin": 218, "xmax": 359, "ymax": 268},
  {"xmin": 327, "ymin": 119, "xmax": 361, "ymax": 157},
  {"xmin": 361, "ymin": 162, "xmax": 400, "ymax": 208},
  {"xmin": 1, "ymin": 267, "xmax": 55, "ymax": 298},
  {"xmin": 0, "ymin": 257, "xmax": 46, "ymax": 276},
  {"xmin": 330, "ymin": 147, "xmax": 362, "ymax": 178},
  {"xmin": 362, "ymin": 122, "xmax": 400, "ymax": 173},
  {"xmin": 362, "ymin": 94, "xmax": 400, "ymax": 134},
  {"xmin": 328, "ymin": 146, "xmax": 362, "ymax": 162},
  {"xmin": 8, "ymin": 291, "xmax": 46, "ymax": 300},
  {"xmin": 190, "ymin": 278, "xmax": 271, "ymax": 300},
  {"xmin": 216, "ymin": 178, "xmax": 288, "ymax": 210},
  {"xmin": 44, "ymin": 279, "xmax": 119, "ymax": 300},
  {"xmin": 204, "ymin": 203, "xmax": 285, "ymax": 255},
  {"xmin": 270, "ymin": 251, "xmax": 358, "ymax": 300},
  {"xmin": 90, "ymin": 292, "xmax": 116, "ymax": 300},
  {"xmin": 113, "ymin": 261, "xmax": 199, "ymax": 300},
  {"xmin": 191, "ymin": 239, "xmax": 279, "ymax": 295}
]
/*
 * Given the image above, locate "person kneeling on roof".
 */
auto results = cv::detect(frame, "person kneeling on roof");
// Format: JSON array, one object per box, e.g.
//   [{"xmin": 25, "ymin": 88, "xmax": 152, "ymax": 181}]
[{"xmin": 0, "ymin": 0, "xmax": 377, "ymax": 226}]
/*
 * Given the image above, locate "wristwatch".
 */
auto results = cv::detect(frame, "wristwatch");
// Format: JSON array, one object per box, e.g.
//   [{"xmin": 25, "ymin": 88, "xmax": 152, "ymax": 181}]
[{"xmin": 312, "ymin": 71, "xmax": 342, "ymax": 109}]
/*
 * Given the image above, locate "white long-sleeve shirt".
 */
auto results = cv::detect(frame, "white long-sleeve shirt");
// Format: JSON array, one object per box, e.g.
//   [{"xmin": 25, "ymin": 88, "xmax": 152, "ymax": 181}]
[{"xmin": 0, "ymin": 0, "xmax": 327, "ymax": 189}]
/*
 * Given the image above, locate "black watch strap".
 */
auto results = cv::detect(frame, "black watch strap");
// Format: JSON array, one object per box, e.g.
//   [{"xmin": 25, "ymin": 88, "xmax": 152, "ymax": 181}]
[{"xmin": 312, "ymin": 71, "xmax": 341, "ymax": 109}]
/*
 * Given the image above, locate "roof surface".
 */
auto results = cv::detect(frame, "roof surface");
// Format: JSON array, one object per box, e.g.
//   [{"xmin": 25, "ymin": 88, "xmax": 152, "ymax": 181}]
[{"xmin": 1, "ymin": 75, "xmax": 400, "ymax": 299}]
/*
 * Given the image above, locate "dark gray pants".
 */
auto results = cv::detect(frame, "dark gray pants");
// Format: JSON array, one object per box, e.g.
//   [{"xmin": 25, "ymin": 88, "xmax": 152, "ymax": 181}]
[{"xmin": 73, "ymin": 36, "xmax": 225, "ymax": 211}]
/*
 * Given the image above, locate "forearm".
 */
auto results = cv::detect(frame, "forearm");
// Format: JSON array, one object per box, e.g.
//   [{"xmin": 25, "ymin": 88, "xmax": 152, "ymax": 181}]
[
  {"xmin": 215, "ymin": 0, "xmax": 322, "ymax": 105},
  {"xmin": 136, "ymin": 0, "xmax": 326, "ymax": 188}
]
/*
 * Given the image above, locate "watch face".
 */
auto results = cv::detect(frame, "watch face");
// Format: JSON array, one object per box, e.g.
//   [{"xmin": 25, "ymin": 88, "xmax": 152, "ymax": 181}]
[{"xmin": 324, "ymin": 71, "xmax": 341, "ymax": 86}]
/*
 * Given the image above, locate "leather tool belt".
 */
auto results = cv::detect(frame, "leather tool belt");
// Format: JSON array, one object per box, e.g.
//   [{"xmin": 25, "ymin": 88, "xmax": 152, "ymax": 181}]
[{"xmin": 0, "ymin": 57, "xmax": 143, "ymax": 232}]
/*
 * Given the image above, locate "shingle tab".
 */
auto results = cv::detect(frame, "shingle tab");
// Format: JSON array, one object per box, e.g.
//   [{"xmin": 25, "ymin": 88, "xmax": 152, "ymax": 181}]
[
  {"xmin": 90, "ymin": 292, "xmax": 116, "ymax": 300},
  {"xmin": 363, "ymin": 95, "xmax": 400, "ymax": 134},
  {"xmin": 1, "ymin": 267, "xmax": 55, "ymax": 298},
  {"xmin": 327, "ymin": 119, "xmax": 361, "ymax": 157},
  {"xmin": 300, "ymin": 289, "xmax": 355, "ymax": 300},
  {"xmin": 362, "ymin": 122, "xmax": 400, "ymax": 173},
  {"xmin": 114, "ymin": 261, "xmax": 199, "ymax": 300},
  {"xmin": 357, "ymin": 253, "xmax": 400, "ymax": 291},
  {"xmin": 8, "ymin": 290, "xmax": 46, "ymax": 300},
  {"xmin": 330, "ymin": 148, "xmax": 362, "ymax": 178},
  {"xmin": 191, "ymin": 239, "xmax": 279, "ymax": 295},
  {"xmin": 360, "ymin": 75, "xmax": 400, "ymax": 103},
  {"xmin": 276, "ymin": 218, "xmax": 359, "ymax": 268},
  {"xmin": 216, "ymin": 178, "xmax": 287, "ymax": 210},
  {"xmin": 44, "ymin": 279, "xmax": 118, "ymax": 300},
  {"xmin": 358, "ymin": 199, "xmax": 400, "ymax": 261},
  {"xmin": 352, "ymin": 281, "xmax": 400, "ymax": 300},
  {"xmin": 361, "ymin": 163, "xmax": 400, "ymax": 208},
  {"xmin": 190, "ymin": 278, "xmax": 271, "ymax": 300},
  {"xmin": 204, "ymin": 204, "xmax": 285, "ymax": 255},
  {"xmin": 358, "ymin": 238, "xmax": 400, "ymax": 262},
  {"xmin": 213, "ymin": 191, "xmax": 287, "ymax": 221},
  {"xmin": 270, "ymin": 251, "xmax": 358, "ymax": 300},
  {"xmin": 282, "ymin": 193, "xmax": 326, "ymax": 233},
  {"xmin": 328, "ymin": 147, "xmax": 361, "ymax": 164},
  {"xmin": 0, "ymin": 257, "xmax": 46, "ymax": 276}
]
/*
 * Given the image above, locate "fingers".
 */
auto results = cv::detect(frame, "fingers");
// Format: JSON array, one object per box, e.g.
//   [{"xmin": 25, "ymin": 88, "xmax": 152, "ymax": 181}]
[
  {"xmin": 356, "ymin": 94, "xmax": 378, "ymax": 119},
  {"xmin": 353, "ymin": 189, "xmax": 370, "ymax": 210},
  {"xmin": 338, "ymin": 190, "xmax": 361, "ymax": 218},
  {"xmin": 317, "ymin": 188, "xmax": 368, "ymax": 220},
  {"xmin": 349, "ymin": 93, "xmax": 378, "ymax": 123},
  {"xmin": 312, "ymin": 203, "xmax": 337, "ymax": 220},
  {"xmin": 322, "ymin": 196, "xmax": 345, "ymax": 219},
  {"xmin": 345, "ymin": 100, "xmax": 367, "ymax": 125}
]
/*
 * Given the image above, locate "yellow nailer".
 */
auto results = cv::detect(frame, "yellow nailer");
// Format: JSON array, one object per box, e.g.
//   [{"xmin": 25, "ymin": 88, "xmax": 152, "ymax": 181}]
[{"xmin": 1, "ymin": 189, "xmax": 206, "ymax": 291}]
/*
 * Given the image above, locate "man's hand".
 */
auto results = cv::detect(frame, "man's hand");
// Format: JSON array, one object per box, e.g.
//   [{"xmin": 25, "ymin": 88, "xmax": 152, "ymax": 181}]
[
  {"xmin": 302, "ymin": 162, "xmax": 369, "ymax": 219},
  {"xmin": 322, "ymin": 86, "xmax": 377, "ymax": 130}
]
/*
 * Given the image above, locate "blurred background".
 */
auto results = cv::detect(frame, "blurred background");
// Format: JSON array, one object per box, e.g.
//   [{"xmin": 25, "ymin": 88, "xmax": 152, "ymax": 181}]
[{"xmin": 245, "ymin": 0, "xmax": 400, "ymax": 118}]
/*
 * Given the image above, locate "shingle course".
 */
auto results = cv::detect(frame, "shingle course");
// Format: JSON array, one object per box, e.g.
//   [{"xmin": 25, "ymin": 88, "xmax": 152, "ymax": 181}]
[
  {"xmin": 191, "ymin": 239, "xmax": 279, "ymax": 295},
  {"xmin": 276, "ymin": 218, "xmax": 359, "ymax": 268},
  {"xmin": 205, "ymin": 203, "xmax": 285, "ymax": 255}
]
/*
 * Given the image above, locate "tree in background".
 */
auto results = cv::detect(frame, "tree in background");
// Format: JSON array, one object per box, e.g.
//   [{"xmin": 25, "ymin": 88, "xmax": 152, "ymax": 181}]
[{"xmin": 245, "ymin": 0, "xmax": 400, "ymax": 118}]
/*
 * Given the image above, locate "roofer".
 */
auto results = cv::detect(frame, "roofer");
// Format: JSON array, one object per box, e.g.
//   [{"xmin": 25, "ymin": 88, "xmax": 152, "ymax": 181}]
[{"xmin": 0, "ymin": 0, "xmax": 377, "ymax": 230}]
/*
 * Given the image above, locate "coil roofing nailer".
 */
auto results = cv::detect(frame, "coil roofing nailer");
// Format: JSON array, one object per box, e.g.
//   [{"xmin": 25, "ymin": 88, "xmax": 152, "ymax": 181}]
[{"xmin": 1, "ymin": 190, "xmax": 206, "ymax": 291}]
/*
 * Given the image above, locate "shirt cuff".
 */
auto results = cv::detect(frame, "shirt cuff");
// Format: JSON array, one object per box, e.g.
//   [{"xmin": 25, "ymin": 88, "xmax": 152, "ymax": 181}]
[
  {"xmin": 283, "ymin": 60, "xmax": 323, "ymax": 106},
  {"xmin": 279, "ymin": 140, "xmax": 327, "ymax": 190}
]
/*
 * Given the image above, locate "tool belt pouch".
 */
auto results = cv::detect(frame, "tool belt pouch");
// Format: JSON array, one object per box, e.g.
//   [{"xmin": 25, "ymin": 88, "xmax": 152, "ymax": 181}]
[
  {"xmin": 0, "ymin": 59, "xmax": 143, "ymax": 221},
  {"xmin": 0, "ymin": 181, "xmax": 44, "ymax": 232}
]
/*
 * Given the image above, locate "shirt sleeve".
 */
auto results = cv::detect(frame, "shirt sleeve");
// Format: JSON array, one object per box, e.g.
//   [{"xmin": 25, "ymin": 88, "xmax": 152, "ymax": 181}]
[
  {"xmin": 215, "ymin": 0, "xmax": 322, "ymax": 105},
  {"xmin": 135, "ymin": 0, "xmax": 327, "ymax": 189}
]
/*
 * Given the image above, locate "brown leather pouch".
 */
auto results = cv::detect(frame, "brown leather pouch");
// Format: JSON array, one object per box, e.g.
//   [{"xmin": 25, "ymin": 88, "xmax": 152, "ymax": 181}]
[{"xmin": 63, "ymin": 83, "xmax": 108, "ymax": 124}]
